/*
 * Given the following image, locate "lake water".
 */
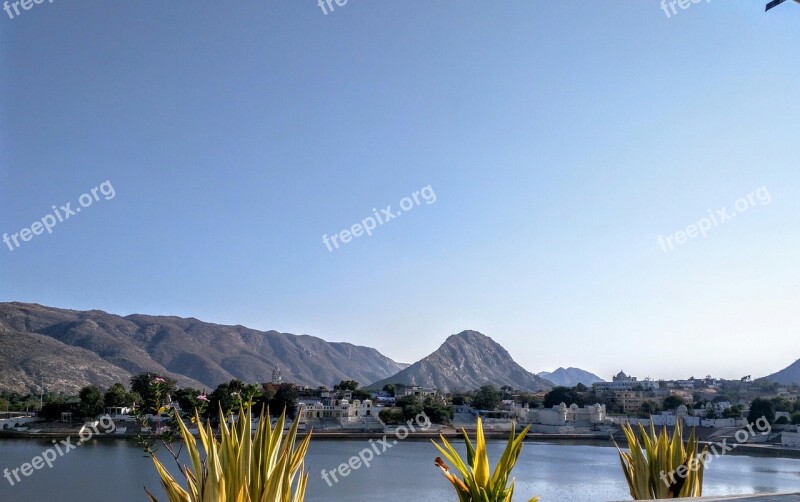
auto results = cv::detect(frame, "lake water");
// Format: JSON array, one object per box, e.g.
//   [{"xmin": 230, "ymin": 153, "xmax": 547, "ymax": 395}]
[{"xmin": 1, "ymin": 438, "xmax": 799, "ymax": 501}]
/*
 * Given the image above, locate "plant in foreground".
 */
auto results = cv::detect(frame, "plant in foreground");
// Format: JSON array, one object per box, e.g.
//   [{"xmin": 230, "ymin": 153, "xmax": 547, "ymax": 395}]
[
  {"xmin": 145, "ymin": 403, "xmax": 311, "ymax": 502},
  {"xmin": 433, "ymin": 417, "xmax": 539, "ymax": 502},
  {"xmin": 613, "ymin": 418, "xmax": 708, "ymax": 499}
]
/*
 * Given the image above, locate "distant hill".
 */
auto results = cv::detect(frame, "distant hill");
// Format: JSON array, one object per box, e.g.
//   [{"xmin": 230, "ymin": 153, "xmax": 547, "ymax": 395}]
[
  {"xmin": 369, "ymin": 330, "xmax": 552, "ymax": 393},
  {"xmin": 0, "ymin": 302, "xmax": 407, "ymax": 394},
  {"xmin": 766, "ymin": 359, "xmax": 800, "ymax": 385},
  {"xmin": 0, "ymin": 329, "xmax": 144, "ymax": 395},
  {"xmin": 536, "ymin": 367, "xmax": 604, "ymax": 388}
]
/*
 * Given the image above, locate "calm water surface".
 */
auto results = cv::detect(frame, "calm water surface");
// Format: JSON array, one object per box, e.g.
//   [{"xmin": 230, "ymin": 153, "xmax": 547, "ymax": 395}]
[{"xmin": 1, "ymin": 438, "xmax": 799, "ymax": 501}]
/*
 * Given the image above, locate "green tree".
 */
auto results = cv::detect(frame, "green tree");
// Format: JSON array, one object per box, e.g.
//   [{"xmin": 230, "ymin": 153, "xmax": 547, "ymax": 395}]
[
  {"xmin": 543, "ymin": 386, "xmax": 582, "ymax": 408},
  {"xmin": 423, "ymin": 396, "xmax": 453, "ymax": 424},
  {"xmin": 748, "ymin": 398, "xmax": 776, "ymax": 425},
  {"xmin": 772, "ymin": 397, "xmax": 794, "ymax": 412},
  {"xmin": 662, "ymin": 395, "xmax": 685, "ymax": 411},
  {"xmin": 41, "ymin": 395, "xmax": 72, "ymax": 420},
  {"xmin": 104, "ymin": 383, "xmax": 131, "ymax": 408},
  {"xmin": 382, "ymin": 384, "xmax": 396, "ymax": 396},
  {"xmin": 128, "ymin": 391, "xmax": 143, "ymax": 407},
  {"xmin": 352, "ymin": 389, "xmax": 372, "ymax": 401},
  {"xmin": 270, "ymin": 383, "xmax": 298, "ymax": 418},
  {"xmin": 379, "ymin": 408, "xmax": 404, "ymax": 425},
  {"xmin": 640, "ymin": 401, "xmax": 659, "ymax": 416},
  {"xmin": 130, "ymin": 373, "xmax": 177, "ymax": 412},
  {"xmin": 472, "ymin": 385, "xmax": 501, "ymax": 411},
  {"xmin": 451, "ymin": 394, "xmax": 469, "ymax": 406},
  {"xmin": 722, "ymin": 405, "xmax": 744, "ymax": 419},
  {"xmin": 394, "ymin": 395, "xmax": 424, "ymax": 420},
  {"xmin": 254, "ymin": 385, "xmax": 277, "ymax": 413},
  {"xmin": 396, "ymin": 395, "xmax": 420, "ymax": 409},
  {"xmin": 790, "ymin": 412, "xmax": 800, "ymax": 425},
  {"xmin": 333, "ymin": 380, "xmax": 359, "ymax": 391},
  {"xmin": 174, "ymin": 388, "xmax": 203, "ymax": 415},
  {"xmin": 401, "ymin": 401, "xmax": 424, "ymax": 421},
  {"xmin": 210, "ymin": 379, "xmax": 248, "ymax": 415},
  {"xmin": 78, "ymin": 385, "xmax": 104, "ymax": 418}
]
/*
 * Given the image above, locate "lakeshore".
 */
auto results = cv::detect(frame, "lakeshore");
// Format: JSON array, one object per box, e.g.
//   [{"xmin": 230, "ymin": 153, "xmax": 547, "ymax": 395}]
[{"xmin": 5, "ymin": 423, "xmax": 800, "ymax": 460}]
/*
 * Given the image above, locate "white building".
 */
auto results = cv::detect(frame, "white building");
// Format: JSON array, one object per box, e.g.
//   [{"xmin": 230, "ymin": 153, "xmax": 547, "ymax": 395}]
[
  {"xmin": 396, "ymin": 385, "xmax": 438, "ymax": 399},
  {"xmin": 298, "ymin": 399, "xmax": 377, "ymax": 423},
  {"xmin": 516, "ymin": 403, "xmax": 608, "ymax": 433},
  {"xmin": 593, "ymin": 371, "xmax": 657, "ymax": 392},
  {"xmin": 782, "ymin": 427, "xmax": 800, "ymax": 448}
]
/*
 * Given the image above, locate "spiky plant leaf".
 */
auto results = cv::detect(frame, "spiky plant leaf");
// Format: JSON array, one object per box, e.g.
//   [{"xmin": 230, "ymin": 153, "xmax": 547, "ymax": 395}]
[
  {"xmin": 146, "ymin": 404, "xmax": 310, "ymax": 502},
  {"xmin": 614, "ymin": 418, "xmax": 709, "ymax": 500},
  {"xmin": 433, "ymin": 418, "xmax": 539, "ymax": 502}
]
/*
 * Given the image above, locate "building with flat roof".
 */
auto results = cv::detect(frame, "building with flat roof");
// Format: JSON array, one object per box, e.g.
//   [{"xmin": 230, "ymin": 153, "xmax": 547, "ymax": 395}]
[{"xmin": 593, "ymin": 371, "xmax": 657, "ymax": 392}]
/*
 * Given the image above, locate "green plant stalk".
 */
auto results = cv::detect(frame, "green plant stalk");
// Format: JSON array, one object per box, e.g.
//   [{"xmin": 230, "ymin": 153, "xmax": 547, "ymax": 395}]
[
  {"xmin": 145, "ymin": 403, "xmax": 311, "ymax": 502},
  {"xmin": 433, "ymin": 417, "xmax": 539, "ymax": 502},
  {"xmin": 614, "ymin": 418, "xmax": 709, "ymax": 499}
]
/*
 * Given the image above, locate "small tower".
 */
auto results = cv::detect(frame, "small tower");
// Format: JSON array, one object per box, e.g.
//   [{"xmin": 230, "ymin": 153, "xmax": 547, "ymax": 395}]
[{"xmin": 271, "ymin": 364, "xmax": 282, "ymax": 384}]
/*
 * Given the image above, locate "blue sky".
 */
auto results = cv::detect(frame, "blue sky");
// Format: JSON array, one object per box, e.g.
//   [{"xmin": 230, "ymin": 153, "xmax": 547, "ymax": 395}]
[{"xmin": 1, "ymin": 1, "xmax": 799, "ymax": 381}]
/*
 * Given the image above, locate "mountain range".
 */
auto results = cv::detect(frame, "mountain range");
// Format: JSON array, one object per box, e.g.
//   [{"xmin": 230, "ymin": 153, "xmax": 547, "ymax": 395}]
[
  {"xmin": 0, "ymin": 302, "xmax": 407, "ymax": 394},
  {"xmin": 0, "ymin": 303, "xmax": 606, "ymax": 395},
  {"xmin": 536, "ymin": 367, "xmax": 604, "ymax": 388},
  {"xmin": 369, "ymin": 330, "xmax": 553, "ymax": 393}
]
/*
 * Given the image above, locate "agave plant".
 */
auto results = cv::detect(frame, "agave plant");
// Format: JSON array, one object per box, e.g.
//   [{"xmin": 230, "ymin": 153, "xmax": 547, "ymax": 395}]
[
  {"xmin": 613, "ymin": 418, "xmax": 709, "ymax": 499},
  {"xmin": 433, "ymin": 417, "xmax": 539, "ymax": 502},
  {"xmin": 145, "ymin": 403, "xmax": 311, "ymax": 502}
]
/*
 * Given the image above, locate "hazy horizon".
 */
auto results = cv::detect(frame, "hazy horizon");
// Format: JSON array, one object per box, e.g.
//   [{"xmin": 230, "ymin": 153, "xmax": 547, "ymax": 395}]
[{"xmin": 2, "ymin": 1, "xmax": 799, "ymax": 382}]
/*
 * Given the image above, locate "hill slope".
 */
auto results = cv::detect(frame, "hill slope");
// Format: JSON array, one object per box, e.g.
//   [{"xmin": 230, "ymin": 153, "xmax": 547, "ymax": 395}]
[
  {"xmin": 537, "ymin": 367, "xmax": 604, "ymax": 388},
  {"xmin": 766, "ymin": 359, "xmax": 800, "ymax": 385},
  {"xmin": 369, "ymin": 330, "xmax": 552, "ymax": 393},
  {"xmin": 0, "ymin": 302, "xmax": 407, "ymax": 393}
]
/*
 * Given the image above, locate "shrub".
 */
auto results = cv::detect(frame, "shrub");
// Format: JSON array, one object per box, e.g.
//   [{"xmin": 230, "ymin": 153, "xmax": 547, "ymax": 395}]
[
  {"xmin": 145, "ymin": 404, "xmax": 311, "ymax": 502},
  {"xmin": 614, "ymin": 419, "xmax": 708, "ymax": 499},
  {"xmin": 433, "ymin": 417, "xmax": 538, "ymax": 502}
]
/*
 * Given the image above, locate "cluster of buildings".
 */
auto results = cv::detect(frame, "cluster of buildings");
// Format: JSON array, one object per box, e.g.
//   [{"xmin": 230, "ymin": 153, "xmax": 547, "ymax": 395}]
[
  {"xmin": 454, "ymin": 399, "xmax": 613, "ymax": 434},
  {"xmin": 295, "ymin": 388, "xmax": 383, "ymax": 431},
  {"xmin": 592, "ymin": 371, "xmax": 658, "ymax": 392},
  {"xmin": 613, "ymin": 404, "xmax": 746, "ymax": 428},
  {"xmin": 591, "ymin": 371, "xmax": 706, "ymax": 414},
  {"xmin": 515, "ymin": 403, "xmax": 610, "ymax": 433}
]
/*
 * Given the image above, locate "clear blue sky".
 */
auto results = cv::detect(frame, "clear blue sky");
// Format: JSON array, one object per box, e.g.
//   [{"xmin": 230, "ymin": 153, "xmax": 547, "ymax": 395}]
[{"xmin": 2, "ymin": 1, "xmax": 799, "ymax": 381}]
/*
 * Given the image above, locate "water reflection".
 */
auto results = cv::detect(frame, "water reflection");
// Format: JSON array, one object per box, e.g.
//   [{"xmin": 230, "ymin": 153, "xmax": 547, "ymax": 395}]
[{"xmin": 1, "ymin": 439, "xmax": 799, "ymax": 502}]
